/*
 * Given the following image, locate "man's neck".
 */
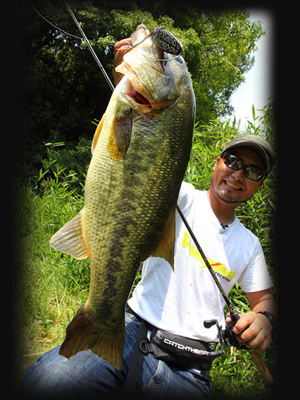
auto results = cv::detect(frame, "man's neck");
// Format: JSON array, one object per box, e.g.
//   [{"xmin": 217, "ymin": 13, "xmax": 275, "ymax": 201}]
[{"xmin": 206, "ymin": 188, "xmax": 237, "ymax": 226}]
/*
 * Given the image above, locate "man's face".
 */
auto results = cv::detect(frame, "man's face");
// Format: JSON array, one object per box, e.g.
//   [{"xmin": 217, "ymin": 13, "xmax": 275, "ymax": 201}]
[{"xmin": 210, "ymin": 147, "xmax": 265, "ymax": 205}]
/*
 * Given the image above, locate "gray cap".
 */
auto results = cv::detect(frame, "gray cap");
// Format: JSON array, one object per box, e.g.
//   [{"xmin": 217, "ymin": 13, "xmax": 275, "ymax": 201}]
[{"xmin": 221, "ymin": 134, "xmax": 275, "ymax": 175}]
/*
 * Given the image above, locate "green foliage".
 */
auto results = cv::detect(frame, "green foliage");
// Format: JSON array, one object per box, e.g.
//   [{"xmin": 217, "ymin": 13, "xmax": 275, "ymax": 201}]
[
  {"xmin": 17, "ymin": 1, "xmax": 263, "ymax": 183},
  {"xmin": 185, "ymin": 119, "xmax": 238, "ymax": 189},
  {"xmin": 32, "ymin": 139, "xmax": 91, "ymax": 193}
]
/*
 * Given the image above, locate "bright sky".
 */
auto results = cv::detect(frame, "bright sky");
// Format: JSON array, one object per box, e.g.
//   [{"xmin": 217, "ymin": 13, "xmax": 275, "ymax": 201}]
[{"xmin": 229, "ymin": 9, "xmax": 274, "ymax": 129}]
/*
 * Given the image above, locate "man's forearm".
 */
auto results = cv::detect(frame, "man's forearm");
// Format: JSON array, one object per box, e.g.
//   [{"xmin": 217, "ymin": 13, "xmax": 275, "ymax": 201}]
[{"xmin": 246, "ymin": 289, "xmax": 277, "ymax": 316}]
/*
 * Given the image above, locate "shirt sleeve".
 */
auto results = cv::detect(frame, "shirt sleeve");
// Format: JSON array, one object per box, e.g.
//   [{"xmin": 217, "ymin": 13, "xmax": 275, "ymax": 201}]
[
  {"xmin": 238, "ymin": 240, "xmax": 273, "ymax": 292},
  {"xmin": 177, "ymin": 181, "xmax": 196, "ymax": 211}
]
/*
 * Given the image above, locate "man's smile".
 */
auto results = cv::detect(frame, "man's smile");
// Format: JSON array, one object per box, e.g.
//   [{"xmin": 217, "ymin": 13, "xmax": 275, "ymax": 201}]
[{"xmin": 224, "ymin": 180, "xmax": 243, "ymax": 190}]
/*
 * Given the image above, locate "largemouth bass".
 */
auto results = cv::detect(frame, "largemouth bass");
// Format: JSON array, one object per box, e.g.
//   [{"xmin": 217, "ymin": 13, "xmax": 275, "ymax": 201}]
[{"xmin": 50, "ymin": 26, "xmax": 195, "ymax": 370}]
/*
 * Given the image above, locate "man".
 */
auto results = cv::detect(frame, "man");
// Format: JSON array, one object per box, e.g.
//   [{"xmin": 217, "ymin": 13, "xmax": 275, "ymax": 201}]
[{"xmin": 21, "ymin": 27, "xmax": 277, "ymax": 399}]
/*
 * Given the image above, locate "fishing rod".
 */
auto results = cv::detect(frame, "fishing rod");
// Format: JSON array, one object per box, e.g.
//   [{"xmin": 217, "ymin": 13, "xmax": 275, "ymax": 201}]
[
  {"xmin": 65, "ymin": 2, "xmax": 114, "ymax": 92},
  {"xmin": 176, "ymin": 205, "xmax": 274, "ymax": 387},
  {"xmin": 175, "ymin": 206, "xmax": 237, "ymax": 316},
  {"xmin": 64, "ymin": 2, "xmax": 274, "ymax": 387}
]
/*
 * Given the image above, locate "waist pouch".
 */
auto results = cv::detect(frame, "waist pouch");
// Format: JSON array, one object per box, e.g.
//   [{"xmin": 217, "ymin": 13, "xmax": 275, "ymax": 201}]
[{"xmin": 141, "ymin": 326, "xmax": 224, "ymax": 372}]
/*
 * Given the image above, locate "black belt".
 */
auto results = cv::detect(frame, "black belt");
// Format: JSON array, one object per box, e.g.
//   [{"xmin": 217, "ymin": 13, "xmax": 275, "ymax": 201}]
[
  {"xmin": 126, "ymin": 306, "xmax": 222, "ymax": 371},
  {"xmin": 126, "ymin": 305, "xmax": 145, "ymax": 323}
]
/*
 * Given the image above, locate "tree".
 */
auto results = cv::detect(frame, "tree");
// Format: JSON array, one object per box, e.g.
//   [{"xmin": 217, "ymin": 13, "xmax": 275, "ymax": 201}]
[{"xmin": 17, "ymin": 0, "xmax": 264, "ymax": 178}]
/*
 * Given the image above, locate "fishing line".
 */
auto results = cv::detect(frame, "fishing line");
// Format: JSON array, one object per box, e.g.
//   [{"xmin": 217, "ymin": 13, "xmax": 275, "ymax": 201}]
[
  {"xmin": 65, "ymin": 2, "xmax": 115, "ymax": 92},
  {"xmin": 29, "ymin": 1, "xmax": 101, "ymax": 43},
  {"xmin": 30, "ymin": 1, "xmax": 115, "ymax": 91}
]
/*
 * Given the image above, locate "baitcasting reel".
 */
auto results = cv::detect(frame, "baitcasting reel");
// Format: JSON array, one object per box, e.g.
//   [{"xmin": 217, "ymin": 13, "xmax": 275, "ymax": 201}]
[{"xmin": 204, "ymin": 310, "xmax": 248, "ymax": 351}]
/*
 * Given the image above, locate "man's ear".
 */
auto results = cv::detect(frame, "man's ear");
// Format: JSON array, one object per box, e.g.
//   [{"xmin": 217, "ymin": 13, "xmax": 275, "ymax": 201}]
[{"xmin": 213, "ymin": 156, "xmax": 221, "ymax": 171}]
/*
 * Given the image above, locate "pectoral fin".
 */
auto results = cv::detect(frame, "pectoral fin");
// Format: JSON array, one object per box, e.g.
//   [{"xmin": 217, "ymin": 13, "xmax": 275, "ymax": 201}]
[
  {"xmin": 91, "ymin": 114, "xmax": 105, "ymax": 155},
  {"xmin": 152, "ymin": 208, "xmax": 175, "ymax": 269},
  {"xmin": 107, "ymin": 108, "xmax": 132, "ymax": 161},
  {"xmin": 50, "ymin": 209, "xmax": 90, "ymax": 260}
]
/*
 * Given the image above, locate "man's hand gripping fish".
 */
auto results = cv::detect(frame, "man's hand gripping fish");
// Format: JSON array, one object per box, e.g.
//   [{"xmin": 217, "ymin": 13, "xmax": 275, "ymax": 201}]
[{"xmin": 50, "ymin": 26, "xmax": 196, "ymax": 370}]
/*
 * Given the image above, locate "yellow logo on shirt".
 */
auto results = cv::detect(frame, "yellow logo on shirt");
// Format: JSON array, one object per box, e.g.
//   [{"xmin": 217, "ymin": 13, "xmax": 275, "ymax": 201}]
[{"xmin": 182, "ymin": 231, "xmax": 236, "ymax": 281}]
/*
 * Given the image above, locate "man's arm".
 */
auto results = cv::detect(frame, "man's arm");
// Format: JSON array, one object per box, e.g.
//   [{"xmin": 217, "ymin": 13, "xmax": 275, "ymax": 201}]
[{"xmin": 226, "ymin": 288, "xmax": 277, "ymax": 353}]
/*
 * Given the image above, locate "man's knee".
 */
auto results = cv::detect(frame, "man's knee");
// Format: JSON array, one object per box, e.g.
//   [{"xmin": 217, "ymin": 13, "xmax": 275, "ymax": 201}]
[{"xmin": 20, "ymin": 346, "xmax": 123, "ymax": 398}]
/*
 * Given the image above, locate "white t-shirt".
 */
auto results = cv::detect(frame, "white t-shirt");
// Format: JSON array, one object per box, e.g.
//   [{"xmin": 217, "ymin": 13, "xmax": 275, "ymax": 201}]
[{"xmin": 128, "ymin": 182, "xmax": 273, "ymax": 342}]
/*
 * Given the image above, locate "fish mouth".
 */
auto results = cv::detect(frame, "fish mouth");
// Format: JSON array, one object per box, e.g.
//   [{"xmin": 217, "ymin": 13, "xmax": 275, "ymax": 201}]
[
  {"xmin": 119, "ymin": 63, "xmax": 153, "ymax": 108},
  {"xmin": 124, "ymin": 78, "xmax": 175, "ymax": 112},
  {"xmin": 120, "ymin": 65, "xmax": 176, "ymax": 112},
  {"xmin": 126, "ymin": 86, "xmax": 151, "ymax": 106}
]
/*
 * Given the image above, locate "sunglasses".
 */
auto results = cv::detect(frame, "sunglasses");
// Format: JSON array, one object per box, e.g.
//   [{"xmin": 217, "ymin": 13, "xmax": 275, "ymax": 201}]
[{"xmin": 221, "ymin": 152, "xmax": 265, "ymax": 182}]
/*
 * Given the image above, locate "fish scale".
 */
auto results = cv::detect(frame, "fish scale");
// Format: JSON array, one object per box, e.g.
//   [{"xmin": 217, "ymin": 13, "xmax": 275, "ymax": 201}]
[{"xmin": 50, "ymin": 26, "xmax": 195, "ymax": 369}]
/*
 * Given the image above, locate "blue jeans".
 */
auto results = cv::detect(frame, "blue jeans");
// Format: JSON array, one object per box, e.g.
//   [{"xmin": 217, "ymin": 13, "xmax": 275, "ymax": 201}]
[{"xmin": 20, "ymin": 313, "xmax": 211, "ymax": 399}]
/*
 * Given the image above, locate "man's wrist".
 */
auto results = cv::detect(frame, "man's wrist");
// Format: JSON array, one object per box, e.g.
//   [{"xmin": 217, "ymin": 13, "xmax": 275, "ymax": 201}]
[{"xmin": 257, "ymin": 311, "xmax": 277, "ymax": 339}]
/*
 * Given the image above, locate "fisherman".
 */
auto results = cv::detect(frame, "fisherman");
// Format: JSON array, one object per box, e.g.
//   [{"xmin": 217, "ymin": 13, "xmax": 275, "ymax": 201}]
[{"xmin": 21, "ymin": 26, "xmax": 277, "ymax": 399}]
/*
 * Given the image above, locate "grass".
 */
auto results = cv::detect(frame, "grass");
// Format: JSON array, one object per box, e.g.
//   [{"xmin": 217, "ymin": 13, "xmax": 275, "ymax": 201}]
[
  {"xmin": 13, "ymin": 184, "xmax": 89, "ymax": 374},
  {"xmin": 13, "ymin": 108, "xmax": 277, "ymax": 398}
]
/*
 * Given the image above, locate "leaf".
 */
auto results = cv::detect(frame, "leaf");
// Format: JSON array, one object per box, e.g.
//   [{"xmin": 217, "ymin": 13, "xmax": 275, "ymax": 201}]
[{"xmin": 252, "ymin": 104, "xmax": 256, "ymax": 120}]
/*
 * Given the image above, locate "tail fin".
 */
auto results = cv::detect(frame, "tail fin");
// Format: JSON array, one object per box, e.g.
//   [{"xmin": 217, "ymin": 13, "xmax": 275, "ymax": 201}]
[{"xmin": 59, "ymin": 306, "xmax": 125, "ymax": 370}]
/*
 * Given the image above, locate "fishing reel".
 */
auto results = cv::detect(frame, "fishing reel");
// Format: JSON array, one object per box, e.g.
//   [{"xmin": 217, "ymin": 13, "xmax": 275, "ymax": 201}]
[{"xmin": 204, "ymin": 310, "xmax": 248, "ymax": 351}]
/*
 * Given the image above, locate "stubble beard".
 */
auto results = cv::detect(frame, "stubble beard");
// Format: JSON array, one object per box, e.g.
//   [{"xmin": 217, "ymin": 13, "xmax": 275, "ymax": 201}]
[
  {"xmin": 211, "ymin": 181, "xmax": 253, "ymax": 205},
  {"xmin": 210, "ymin": 175, "xmax": 242, "ymax": 205}
]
